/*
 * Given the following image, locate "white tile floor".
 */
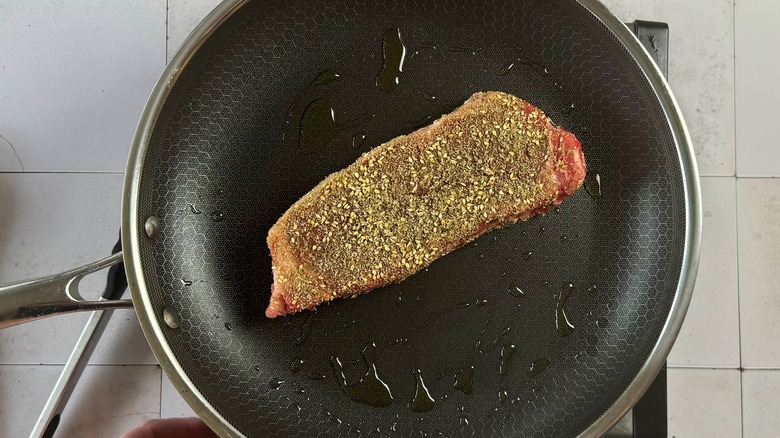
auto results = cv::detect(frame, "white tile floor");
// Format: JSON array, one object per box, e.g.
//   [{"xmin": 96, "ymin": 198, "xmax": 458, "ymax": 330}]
[{"xmin": 1, "ymin": 0, "xmax": 778, "ymax": 436}]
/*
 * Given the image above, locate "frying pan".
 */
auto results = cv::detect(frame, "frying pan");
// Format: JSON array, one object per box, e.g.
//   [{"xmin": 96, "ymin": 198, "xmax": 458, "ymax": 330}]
[{"xmin": 0, "ymin": 0, "xmax": 701, "ymax": 436}]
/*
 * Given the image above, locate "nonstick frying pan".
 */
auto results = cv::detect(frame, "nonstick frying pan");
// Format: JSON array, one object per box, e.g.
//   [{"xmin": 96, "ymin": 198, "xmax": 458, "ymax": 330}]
[{"xmin": 0, "ymin": 0, "xmax": 700, "ymax": 436}]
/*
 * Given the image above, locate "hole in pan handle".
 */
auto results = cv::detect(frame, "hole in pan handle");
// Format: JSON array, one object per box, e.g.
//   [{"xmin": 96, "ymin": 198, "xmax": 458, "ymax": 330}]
[{"xmin": 0, "ymin": 250, "xmax": 132, "ymax": 329}]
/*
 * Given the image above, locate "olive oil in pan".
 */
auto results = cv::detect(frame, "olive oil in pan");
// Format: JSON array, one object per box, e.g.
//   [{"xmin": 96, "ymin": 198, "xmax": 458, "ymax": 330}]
[
  {"xmin": 409, "ymin": 369, "xmax": 436, "ymax": 413},
  {"xmin": 406, "ymin": 114, "xmax": 434, "ymax": 130},
  {"xmin": 308, "ymin": 371, "xmax": 326, "ymax": 380},
  {"xmin": 419, "ymin": 91, "xmax": 437, "ymax": 101},
  {"xmin": 556, "ymin": 283, "xmax": 575, "ymax": 337},
  {"xmin": 377, "ymin": 28, "xmax": 406, "ymax": 92},
  {"xmin": 298, "ymin": 98, "xmax": 339, "ymax": 150},
  {"xmin": 351, "ymin": 132, "xmax": 366, "ymax": 148},
  {"xmin": 331, "ymin": 343, "xmax": 394, "ymax": 407},
  {"xmin": 311, "ymin": 68, "xmax": 340, "ymax": 86},
  {"xmin": 500, "ymin": 62, "xmax": 515, "ymax": 76},
  {"xmin": 453, "ymin": 366, "xmax": 475, "ymax": 394},
  {"xmin": 516, "ymin": 56, "xmax": 550, "ymax": 76},
  {"xmin": 445, "ymin": 45, "xmax": 478, "ymax": 55},
  {"xmin": 294, "ymin": 313, "xmax": 315, "ymax": 345},
  {"xmin": 507, "ymin": 285, "xmax": 523, "ymax": 299},
  {"xmin": 492, "ymin": 326, "xmax": 512, "ymax": 346},
  {"xmin": 528, "ymin": 358, "xmax": 550, "ymax": 378},
  {"xmin": 585, "ymin": 172, "xmax": 602, "ymax": 199},
  {"xmin": 268, "ymin": 377, "xmax": 284, "ymax": 390},
  {"xmin": 499, "ymin": 344, "xmax": 516, "ymax": 376}
]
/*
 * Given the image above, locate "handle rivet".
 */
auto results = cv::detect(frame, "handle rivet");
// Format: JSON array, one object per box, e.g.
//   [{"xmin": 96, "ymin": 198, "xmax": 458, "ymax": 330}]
[
  {"xmin": 145, "ymin": 216, "xmax": 160, "ymax": 239},
  {"xmin": 162, "ymin": 307, "xmax": 180, "ymax": 329}
]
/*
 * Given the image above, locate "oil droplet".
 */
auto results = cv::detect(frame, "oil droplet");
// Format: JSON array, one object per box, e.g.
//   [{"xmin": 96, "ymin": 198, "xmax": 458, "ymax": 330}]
[
  {"xmin": 585, "ymin": 172, "xmax": 602, "ymax": 199},
  {"xmin": 268, "ymin": 377, "xmax": 284, "ymax": 390},
  {"xmin": 180, "ymin": 279, "xmax": 193, "ymax": 287},
  {"xmin": 295, "ymin": 313, "xmax": 315, "ymax": 345},
  {"xmin": 492, "ymin": 326, "xmax": 511, "ymax": 346},
  {"xmin": 290, "ymin": 358, "xmax": 305, "ymax": 373},
  {"xmin": 475, "ymin": 339, "xmax": 484, "ymax": 354},
  {"xmin": 556, "ymin": 283, "xmax": 575, "ymax": 337},
  {"xmin": 299, "ymin": 98, "xmax": 339, "ymax": 150},
  {"xmin": 528, "ymin": 358, "xmax": 550, "ymax": 378},
  {"xmin": 352, "ymin": 132, "xmax": 366, "ymax": 148},
  {"xmin": 475, "ymin": 299, "xmax": 488, "ymax": 306},
  {"xmin": 539, "ymin": 226, "xmax": 546, "ymax": 234},
  {"xmin": 254, "ymin": 365, "xmax": 260, "ymax": 371},
  {"xmin": 500, "ymin": 344, "xmax": 516, "ymax": 376},
  {"xmin": 344, "ymin": 319, "xmax": 356, "ymax": 329},
  {"xmin": 187, "ymin": 203, "xmax": 201, "ymax": 214},
  {"xmin": 453, "ymin": 366, "xmax": 475, "ymax": 394},
  {"xmin": 459, "ymin": 416, "xmax": 470, "ymax": 427},
  {"xmin": 389, "ymin": 338, "xmax": 409, "ymax": 346},
  {"xmin": 516, "ymin": 57, "xmax": 549, "ymax": 76},
  {"xmin": 446, "ymin": 45, "xmax": 477, "ymax": 55},
  {"xmin": 562, "ymin": 103, "xmax": 575, "ymax": 114},
  {"xmin": 456, "ymin": 302, "xmax": 470, "ymax": 308},
  {"xmin": 308, "ymin": 371, "xmax": 326, "ymax": 380},
  {"xmin": 588, "ymin": 285, "xmax": 598, "ymax": 294},
  {"xmin": 406, "ymin": 115, "xmax": 433, "ymax": 130},
  {"xmin": 409, "ymin": 369, "xmax": 436, "ymax": 412},
  {"xmin": 500, "ymin": 62, "xmax": 514, "ymax": 75},
  {"xmin": 509, "ymin": 286, "xmax": 525, "ymax": 298},
  {"xmin": 321, "ymin": 409, "xmax": 343, "ymax": 425},
  {"xmin": 420, "ymin": 91, "xmax": 437, "ymax": 101},
  {"xmin": 331, "ymin": 343, "xmax": 394, "ymax": 407},
  {"xmin": 498, "ymin": 389, "xmax": 508, "ymax": 403},
  {"xmin": 559, "ymin": 235, "xmax": 567, "ymax": 242},
  {"xmin": 210, "ymin": 210, "xmax": 224, "ymax": 222},
  {"xmin": 311, "ymin": 68, "xmax": 340, "ymax": 86},
  {"xmin": 377, "ymin": 28, "xmax": 406, "ymax": 92},
  {"xmin": 296, "ymin": 387, "xmax": 306, "ymax": 394},
  {"xmin": 224, "ymin": 322, "xmax": 232, "ymax": 331}
]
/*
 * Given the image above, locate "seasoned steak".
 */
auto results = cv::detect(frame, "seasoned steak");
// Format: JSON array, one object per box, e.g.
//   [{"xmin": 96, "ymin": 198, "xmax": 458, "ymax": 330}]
[{"xmin": 266, "ymin": 91, "xmax": 586, "ymax": 318}]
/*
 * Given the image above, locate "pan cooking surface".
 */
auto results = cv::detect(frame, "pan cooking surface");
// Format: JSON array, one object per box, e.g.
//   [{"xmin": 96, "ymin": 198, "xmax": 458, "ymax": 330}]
[{"xmin": 136, "ymin": 0, "xmax": 686, "ymax": 436}]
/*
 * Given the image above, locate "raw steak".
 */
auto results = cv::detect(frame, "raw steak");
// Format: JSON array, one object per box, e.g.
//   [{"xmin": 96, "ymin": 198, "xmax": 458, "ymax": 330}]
[{"xmin": 266, "ymin": 91, "xmax": 586, "ymax": 318}]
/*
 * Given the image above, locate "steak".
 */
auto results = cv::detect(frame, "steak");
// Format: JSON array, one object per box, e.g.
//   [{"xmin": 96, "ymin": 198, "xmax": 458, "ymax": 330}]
[{"xmin": 266, "ymin": 91, "xmax": 586, "ymax": 318}]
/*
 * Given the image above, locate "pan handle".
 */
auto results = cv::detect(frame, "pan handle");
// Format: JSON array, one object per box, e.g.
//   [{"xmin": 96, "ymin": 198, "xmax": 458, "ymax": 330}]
[{"xmin": 0, "ymin": 253, "xmax": 133, "ymax": 329}]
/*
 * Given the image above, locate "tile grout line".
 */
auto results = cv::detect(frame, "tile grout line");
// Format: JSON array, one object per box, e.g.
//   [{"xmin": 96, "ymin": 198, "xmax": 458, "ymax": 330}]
[
  {"xmin": 159, "ymin": 366, "xmax": 164, "ymax": 419},
  {"xmin": 0, "ymin": 171, "xmax": 125, "ymax": 175},
  {"xmin": 734, "ymin": 176, "xmax": 745, "ymax": 436},
  {"xmin": 733, "ymin": 0, "xmax": 738, "ymax": 177},
  {"xmin": 740, "ymin": 364, "xmax": 745, "ymax": 438}
]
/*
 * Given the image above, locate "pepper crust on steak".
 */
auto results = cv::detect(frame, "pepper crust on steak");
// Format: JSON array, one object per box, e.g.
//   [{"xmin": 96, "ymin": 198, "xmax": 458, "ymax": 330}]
[{"xmin": 266, "ymin": 91, "xmax": 586, "ymax": 318}]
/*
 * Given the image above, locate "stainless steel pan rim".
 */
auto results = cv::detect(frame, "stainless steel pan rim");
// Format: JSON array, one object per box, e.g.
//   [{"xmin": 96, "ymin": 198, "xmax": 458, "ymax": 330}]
[
  {"xmin": 121, "ymin": 0, "xmax": 701, "ymax": 436},
  {"xmin": 122, "ymin": 1, "xmax": 252, "ymax": 437}
]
